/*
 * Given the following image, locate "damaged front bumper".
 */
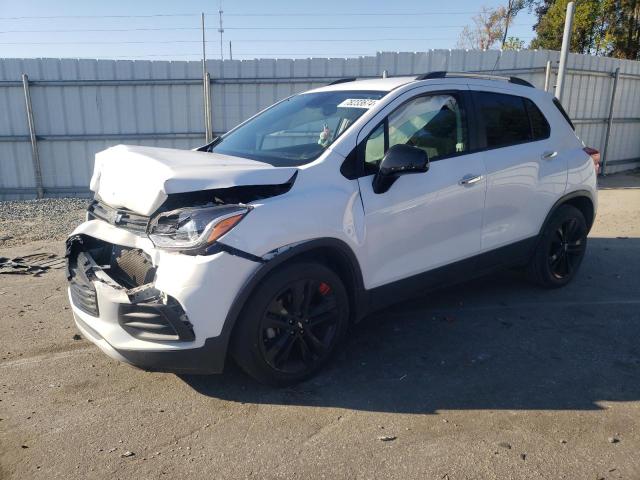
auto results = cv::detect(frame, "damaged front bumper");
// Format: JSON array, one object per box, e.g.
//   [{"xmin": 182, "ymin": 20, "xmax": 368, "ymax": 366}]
[{"xmin": 65, "ymin": 219, "xmax": 260, "ymax": 374}]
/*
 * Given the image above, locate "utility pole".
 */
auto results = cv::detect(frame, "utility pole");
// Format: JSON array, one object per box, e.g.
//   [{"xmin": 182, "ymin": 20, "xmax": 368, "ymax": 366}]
[
  {"xmin": 218, "ymin": 1, "xmax": 224, "ymax": 61},
  {"xmin": 201, "ymin": 12, "xmax": 212, "ymax": 143},
  {"xmin": 555, "ymin": 1, "xmax": 575, "ymax": 102},
  {"xmin": 229, "ymin": 41, "xmax": 233, "ymax": 60}
]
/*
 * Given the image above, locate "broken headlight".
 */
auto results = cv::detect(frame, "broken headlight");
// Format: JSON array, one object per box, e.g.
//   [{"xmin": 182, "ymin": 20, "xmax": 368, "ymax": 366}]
[{"xmin": 147, "ymin": 205, "xmax": 250, "ymax": 253}]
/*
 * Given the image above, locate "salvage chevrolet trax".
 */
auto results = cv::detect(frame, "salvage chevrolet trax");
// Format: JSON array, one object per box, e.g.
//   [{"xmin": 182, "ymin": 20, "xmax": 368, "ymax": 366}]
[{"xmin": 66, "ymin": 72, "xmax": 599, "ymax": 385}]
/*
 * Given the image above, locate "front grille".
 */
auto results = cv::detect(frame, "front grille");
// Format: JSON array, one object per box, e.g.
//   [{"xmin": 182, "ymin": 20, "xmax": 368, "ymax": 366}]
[
  {"xmin": 68, "ymin": 251, "xmax": 99, "ymax": 316},
  {"xmin": 87, "ymin": 200, "xmax": 150, "ymax": 234}
]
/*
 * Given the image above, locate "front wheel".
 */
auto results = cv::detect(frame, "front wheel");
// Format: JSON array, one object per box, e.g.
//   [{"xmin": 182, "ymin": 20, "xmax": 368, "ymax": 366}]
[
  {"xmin": 231, "ymin": 262, "xmax": 349, "ymax": 386},
  {"xmin": 527, "ymin": 204, "xmax": 588, "ymax": 288}
]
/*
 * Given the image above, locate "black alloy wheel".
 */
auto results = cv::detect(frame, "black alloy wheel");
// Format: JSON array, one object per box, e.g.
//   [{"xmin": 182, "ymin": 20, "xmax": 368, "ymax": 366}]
[
  {"xmin": 548, "ymin": 217, "xmax": 587, "ymax": 279},
  {"xmin": 259, "ymin": 278, "xmax": 339, "ymax": 374},
  {"xmin": 527, "ymin": 204, "xmax": 588, "ymax": 288},
  {"xmin": 231, "ymin": 262, "xmax": 349, "ymax": 385}
]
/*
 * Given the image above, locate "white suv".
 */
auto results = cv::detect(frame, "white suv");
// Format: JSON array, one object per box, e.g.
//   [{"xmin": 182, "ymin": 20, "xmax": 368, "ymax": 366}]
[{"xmin": 67, "ymin": 72, "xmax": 599, "ymax": 385}]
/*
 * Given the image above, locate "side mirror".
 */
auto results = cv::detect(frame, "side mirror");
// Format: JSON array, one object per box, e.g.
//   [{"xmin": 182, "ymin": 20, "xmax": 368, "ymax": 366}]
[{"xmin": 372, "ymin": 144, "xmax": 429, "ymax": 194}]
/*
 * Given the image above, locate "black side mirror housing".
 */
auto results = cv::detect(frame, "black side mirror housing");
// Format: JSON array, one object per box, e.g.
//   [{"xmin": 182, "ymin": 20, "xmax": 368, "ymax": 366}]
[{"xmin": 372, "ymin": 144, "xmax": 430, "ymax": 194}]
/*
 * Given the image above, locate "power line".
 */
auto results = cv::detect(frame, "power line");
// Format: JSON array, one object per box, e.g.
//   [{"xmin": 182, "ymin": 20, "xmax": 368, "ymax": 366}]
[
  {"xmin": 0, "ymin": 36, "xmax": 535, "ymax": 45},
  {"xmin": 0, "ymin": 23, "xmax": 530, "ymax": 34},
  {"xmin": 0, "ymin": 11, "xmax": 486, "ymax": 20}
]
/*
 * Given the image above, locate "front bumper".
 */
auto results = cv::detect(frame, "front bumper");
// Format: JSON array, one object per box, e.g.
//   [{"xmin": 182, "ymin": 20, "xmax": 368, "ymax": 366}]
[{"xmin": 66, "ymin": 219, "xmax": 259, "ymax": 374}]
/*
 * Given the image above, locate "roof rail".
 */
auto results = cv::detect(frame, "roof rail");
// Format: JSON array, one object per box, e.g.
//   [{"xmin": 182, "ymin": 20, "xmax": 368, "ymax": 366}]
[
  {"xmin": 415, "ymin": 71, "xmax": 534, "ymax": 88},
  {"xmin": 327, "ymin": 77, "xmax": 357, "ymax": 86}
]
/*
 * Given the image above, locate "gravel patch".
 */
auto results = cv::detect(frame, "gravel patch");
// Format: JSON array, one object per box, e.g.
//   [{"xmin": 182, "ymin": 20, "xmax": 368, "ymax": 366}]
[{"xmin": 0, "ymin": 198, "xmax": 89, "ymax": 248}]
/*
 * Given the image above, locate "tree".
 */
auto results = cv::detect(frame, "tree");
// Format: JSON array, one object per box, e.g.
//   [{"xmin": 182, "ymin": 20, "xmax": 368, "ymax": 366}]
[
  {"xmin": 458, "ymin": 2, "xmax": 527, "ymax": 50},
  {"xmin": 503, "ymin": 36, "xmax": 526, "ymax": 49},
  {"xmin": 527, "ymin": 0, "xmax": 640, "ymax": 59},
  {"xmin": 604, "ymin": 0, "xmax": 640, "ymax": 59},
  {"xmin": 458, "ymin": 6, "xmax": 508, "ymax": 49},
  {"xmin": 529, "ymin": 0, "xmax": 604, "ymax": 53}
]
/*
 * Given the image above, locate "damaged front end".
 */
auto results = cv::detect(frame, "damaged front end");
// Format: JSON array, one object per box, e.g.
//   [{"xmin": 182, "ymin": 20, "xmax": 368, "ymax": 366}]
[{"xmin": 66, "ymin": 235, "xmax": 194, "ymax": 343}]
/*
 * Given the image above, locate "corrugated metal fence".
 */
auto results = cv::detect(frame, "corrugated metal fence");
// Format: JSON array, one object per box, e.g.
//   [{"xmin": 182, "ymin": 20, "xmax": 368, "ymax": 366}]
[{"xmin": 1, "ymin": 49, "xmax": 639, "ymax": 199}]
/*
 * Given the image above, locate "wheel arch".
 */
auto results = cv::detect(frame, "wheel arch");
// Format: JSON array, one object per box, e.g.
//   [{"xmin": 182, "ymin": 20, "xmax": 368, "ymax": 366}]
[
  {"xmin": 216, "ymin": 238, "xmax": 367, "ymax": 371},
  {"xmin": 540, "ymin": 190, "xmax": 596, "ymax": 236}
]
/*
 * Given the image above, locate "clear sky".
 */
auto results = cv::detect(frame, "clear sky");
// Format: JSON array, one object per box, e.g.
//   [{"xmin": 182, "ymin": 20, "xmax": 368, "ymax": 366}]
[{"xmin": 0, "ymin": 0, "xmax": 538, "ymax": 61}]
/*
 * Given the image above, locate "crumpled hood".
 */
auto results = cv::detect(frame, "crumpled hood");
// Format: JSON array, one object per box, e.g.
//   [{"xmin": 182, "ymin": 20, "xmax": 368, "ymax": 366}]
[{"xmin": 90, "ymin": 145, "xmax": 297, "ymax": 216}]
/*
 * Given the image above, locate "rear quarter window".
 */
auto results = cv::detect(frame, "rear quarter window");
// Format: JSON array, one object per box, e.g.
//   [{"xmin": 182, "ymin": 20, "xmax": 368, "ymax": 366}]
[{"xmin": 524, "ymin": 98, "xmax": 551, "ymax": 140}]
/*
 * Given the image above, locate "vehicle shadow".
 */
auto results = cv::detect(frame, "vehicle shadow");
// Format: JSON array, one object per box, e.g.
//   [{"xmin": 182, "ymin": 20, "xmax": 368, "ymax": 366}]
[{"xmin": 181, "ymin": 237, "xmax": 640, "ymax": 414}]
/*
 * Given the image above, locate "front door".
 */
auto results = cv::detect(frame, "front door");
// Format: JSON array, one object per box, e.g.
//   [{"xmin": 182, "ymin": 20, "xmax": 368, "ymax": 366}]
[{"xmin": 357, "ymin": 90, "xmax": 487, "ymax": 290}]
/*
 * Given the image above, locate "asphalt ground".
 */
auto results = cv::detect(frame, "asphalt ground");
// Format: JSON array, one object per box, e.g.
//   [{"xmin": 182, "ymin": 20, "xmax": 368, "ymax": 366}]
[{"xmin": 1, "ymin": 171, "xmax": 639, "ymax": 479}]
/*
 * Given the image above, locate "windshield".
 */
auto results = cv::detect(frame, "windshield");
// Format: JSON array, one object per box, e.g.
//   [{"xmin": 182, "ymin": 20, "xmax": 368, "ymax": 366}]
[{"xmin": 210, "ymin": 90, "xmax": 386, "ymax": 166}]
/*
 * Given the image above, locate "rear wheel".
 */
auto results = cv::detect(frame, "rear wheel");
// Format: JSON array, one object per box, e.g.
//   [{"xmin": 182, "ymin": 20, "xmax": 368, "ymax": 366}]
[
  {"xmin": 527, "ymin": 204, "xmax": 588, "ymax": 288},
  {"xmin": 231, "ymin": 262, "xmax": 349, "ymax": 386}
]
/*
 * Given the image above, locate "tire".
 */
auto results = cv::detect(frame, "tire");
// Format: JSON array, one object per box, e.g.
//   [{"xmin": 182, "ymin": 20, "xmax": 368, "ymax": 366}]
[
  {"xmin": 231, "ymin": 261, "xmax": 350, "ymax": 386},
  {"xmin": 527, "ymin": 204, "xmax": 588, "ymax": 288}
]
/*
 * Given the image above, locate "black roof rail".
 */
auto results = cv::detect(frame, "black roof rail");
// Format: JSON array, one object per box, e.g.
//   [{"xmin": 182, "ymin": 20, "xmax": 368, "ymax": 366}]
[
  {"xmin": 415, "ymin": 71, "xmax": 534, "ymax": 88},
  {"xmin": 328, "ymin": 77, "xmax": 357, "ymax": 86}
]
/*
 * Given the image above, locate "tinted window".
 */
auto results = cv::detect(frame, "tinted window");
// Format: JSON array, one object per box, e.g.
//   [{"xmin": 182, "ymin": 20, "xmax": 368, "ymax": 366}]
[
  {"xmin": 525, "ymin": 98, "xmax": 550, "ymax": 140},
  {"xmin": 363, "ymin": 93, "xmax": 468, "ymax": 172},
  {"xmin": 364, "ymin": 122, "xmax": 385, "ymax": 166},
  {"xmin": 476, "ymin": 92, "xmax": 530, "ymax": 148}
]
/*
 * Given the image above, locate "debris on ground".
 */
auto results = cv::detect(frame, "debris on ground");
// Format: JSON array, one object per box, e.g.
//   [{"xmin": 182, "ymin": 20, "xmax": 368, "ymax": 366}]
[
  {"xmin": 0, "ymin": 198, "xmax": 88, "ymax": 247},
  {"xmin": 0, "ymin": 253, "xmax": 64, "ymax": 276},
  {"xmin": 121, "ymin": 451, "xmax": 135, "ymax": 458},
  {"xmin": 377, "ymin": 435, "xmax": 397, "ymax": 442},
  {"xmin": 72, "ymin": 334, "xmax": 82, "ymax": 341},
  {"xmin": 498, "ymin": 442, "xmax": 512, "ymax": 449},
  {"xmin": 608, "ymin": 437, "xmax": 620, "ymax": 444}
]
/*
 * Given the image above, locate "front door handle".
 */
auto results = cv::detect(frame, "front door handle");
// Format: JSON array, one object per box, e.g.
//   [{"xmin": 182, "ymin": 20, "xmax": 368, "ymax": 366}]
[
  {"xmin": 459, "ymin": 174, "xmax": 484, "ymax": 186},
  {"xmin": 542, "ymin": 150, "xmax": 558, "ymax": 160}
]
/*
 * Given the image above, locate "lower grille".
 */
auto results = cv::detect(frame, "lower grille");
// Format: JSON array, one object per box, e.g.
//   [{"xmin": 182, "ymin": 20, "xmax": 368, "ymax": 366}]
[
  {"xmin": 110, "ymin": 246, "xmax": 156, "ymax": 288},
  {"xmin": 66, "ymin": 235, "xmax": 194, "ymax": 342},
  {"xmin": 68, "ymin": 251, "xmax": 99, "ymax": 316}
]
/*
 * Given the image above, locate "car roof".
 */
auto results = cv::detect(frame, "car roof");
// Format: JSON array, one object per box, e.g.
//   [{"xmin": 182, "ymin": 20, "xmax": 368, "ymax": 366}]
[
  {"xmin": 307, "ymin": 73, "xmax": 537, "ymax": 95},
  {"xmin": 310, "ymin": 76, "xmax": 417, "ymax": 93}
]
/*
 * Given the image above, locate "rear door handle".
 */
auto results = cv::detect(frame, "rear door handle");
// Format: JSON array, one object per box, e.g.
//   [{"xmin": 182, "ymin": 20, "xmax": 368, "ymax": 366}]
[
  {"xmin": 542, "ymin": 150, "xmax": 558, "ymax": 160},
  {"xmin": 459, "ymin": 174, "xmax": 484, "ymax": 186}
]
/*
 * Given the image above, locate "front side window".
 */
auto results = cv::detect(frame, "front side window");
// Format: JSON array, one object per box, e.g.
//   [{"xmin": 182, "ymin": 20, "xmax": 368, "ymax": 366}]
[
  {"xmin": 476, "ymin": 92, "xmax": 531, "ymax": 148},
  {"xmin": 211, "ymin": 90, "xmax": 386, "ymax": 166},
  {"xmin": 363, "ymin": 93, "xmax": 468, "ymax": 172}
]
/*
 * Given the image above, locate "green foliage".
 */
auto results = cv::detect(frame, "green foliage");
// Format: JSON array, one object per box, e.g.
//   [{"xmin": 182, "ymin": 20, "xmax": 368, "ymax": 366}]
[
  {"xmin": 503, "ymin": 36, "xmax": 526, "ymax": 49},
  {"xmin": 528, "ymin": 0, "xmax": 640, "ymax": 59}
]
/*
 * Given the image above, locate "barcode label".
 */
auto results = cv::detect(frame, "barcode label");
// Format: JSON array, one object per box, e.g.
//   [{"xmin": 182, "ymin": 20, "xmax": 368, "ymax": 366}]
[{"xmin": 337, "ymin": 98, "xmax": 379, "ymax": 109}]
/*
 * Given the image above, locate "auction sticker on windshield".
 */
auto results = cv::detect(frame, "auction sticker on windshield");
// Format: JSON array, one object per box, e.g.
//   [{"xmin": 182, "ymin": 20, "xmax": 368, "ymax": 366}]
[{"xmin": 337, "ymin": 98, "xmax": 379, "ymax": 109}]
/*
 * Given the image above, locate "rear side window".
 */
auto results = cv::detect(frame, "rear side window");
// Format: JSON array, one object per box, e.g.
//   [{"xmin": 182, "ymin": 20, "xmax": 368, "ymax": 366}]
[
  {"xmin": 476, "ymin": 92, "xmax": 530, "ymax": 148},
  {"xmin": 524, "ymin": 98, "xmax": 551, "ymax": 140}
]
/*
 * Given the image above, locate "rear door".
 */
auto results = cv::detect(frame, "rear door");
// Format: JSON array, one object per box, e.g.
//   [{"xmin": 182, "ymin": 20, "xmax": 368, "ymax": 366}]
[
  {"xmin": 471, "ymin": 89, "xmax": 567, "ymax": 254},
  {"xmin": 356, "ymin": 88, "xmax": 487, "ymax": 289}
]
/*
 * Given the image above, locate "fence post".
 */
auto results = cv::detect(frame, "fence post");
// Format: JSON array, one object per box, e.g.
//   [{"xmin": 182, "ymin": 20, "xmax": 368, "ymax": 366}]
[
  {"xmin": 544, "ymin": 60, "xmax": 552, "ymax": 92},
  {"xmin": 601, "ymin": 67, "xmax": 620, "ymax": 176},
  {"xmin": 21, "ymin": 73, "xmax": 43, "ymax": 199},
  {"xmin": 555, "ymin": 1, "xmax": 575, "ymax": 101},
  {"xmin": 205, "ymin": 72, "xmax": 213, "ymax": 140}
]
